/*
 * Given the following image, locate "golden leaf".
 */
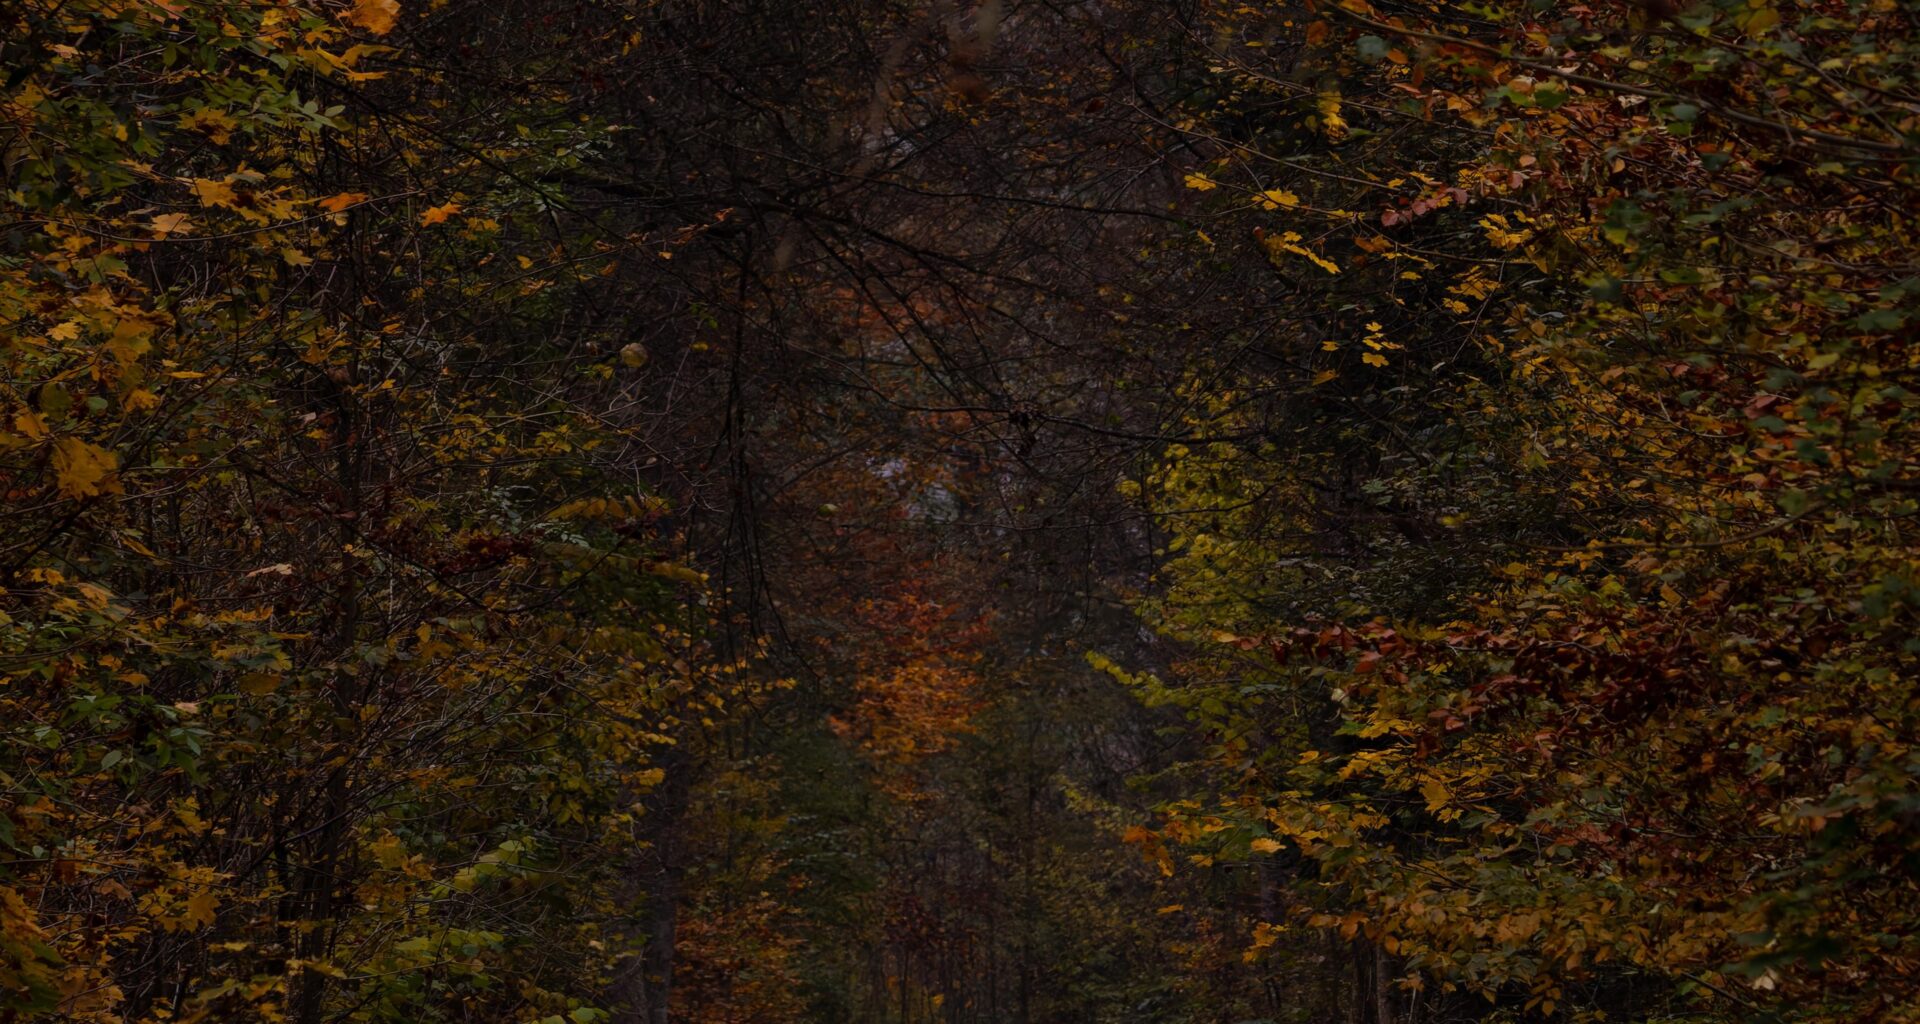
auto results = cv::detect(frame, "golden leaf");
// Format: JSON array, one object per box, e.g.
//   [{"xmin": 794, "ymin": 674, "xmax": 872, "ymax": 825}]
[
  {"xmin": 13, "ymin": 409, "xmax": 48, "ymax": 440},
  {"xmin": 347, "ymin": 0, "xmax": 400, "ymax": 35},
  {"xmin": 149, "ymin": 212, "xmax": 192, "ymax": 238},
  {"xmin": 183, "ymin": 890, "xmax": 219, "ymax": 928},
  {"xmin": 1258, "ymin": 189, "xmax": 1300, "ymax": 210},
  {"xmin": 238, "ymin": 673, "xmax": 282, "ymax": 695},
  {"xmin": 191, "ymin": 177, "xmax": 237, "ymax": 207},
  {"xmin": 178, "ymin": 107, "xmax": 237, "ymax": 144},
  {"xmin": 52, "ymin": 438, "xmax": 122, "ymax": 499}
]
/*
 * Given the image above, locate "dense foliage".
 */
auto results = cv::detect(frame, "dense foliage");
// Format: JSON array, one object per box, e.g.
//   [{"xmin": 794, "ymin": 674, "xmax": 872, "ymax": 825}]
[{"xmin": 2, "ymin": 0, "xmax": 1914, "ymax": 1022}]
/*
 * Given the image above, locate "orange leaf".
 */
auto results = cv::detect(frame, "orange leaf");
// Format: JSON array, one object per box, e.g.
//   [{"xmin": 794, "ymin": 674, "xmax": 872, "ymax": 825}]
[{"xmin": 347, "ymin": 0, "xmax": 400, "ymax": 34}]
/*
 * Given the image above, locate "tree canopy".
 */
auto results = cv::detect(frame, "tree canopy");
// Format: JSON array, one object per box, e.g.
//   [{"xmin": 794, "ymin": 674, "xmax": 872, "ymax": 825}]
[{"xmin": 2, "ymin": 0, "xmax": 1915, "ymax": 1022}]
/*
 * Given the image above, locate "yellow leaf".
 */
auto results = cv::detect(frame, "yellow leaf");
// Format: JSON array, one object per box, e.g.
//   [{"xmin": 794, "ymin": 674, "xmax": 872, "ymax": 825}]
[
  {"xmin": 1741, "ymin": 6, "xmax": 1779, "ymax": 34},
  {"xmin": 1281, "ymin": 241, "xmax": 1340, "ymax": 274},
  {"xmin": 645, "ymin": 561, "xmax": 705, "ymax": 586},
  {"xmin": 191, "ymin": 178, "xmax": 237, "ymax": 208},
  {"xmin": 420, "ymin": 201, "xmax": 463, "ymax": 225},
  {"xmin": 52, "ymin": 438, "xmax": 122, "ymax": 499},
  {"xmin": 178, "ymin": 107, "xmax": 237, "ymax": 144},
  {"xmin": 13, "ymin": 410, "xmax": 47, "ymax": 440},
  {"xmin": 107, "ymin": 319, "xmax": 153, "ymax": 364},
  {"xmin": 290, "ymin": 958, "xmax": 350, "ymax": 979},
  {"xmin": 1182, "ymin": 172, "xmax": 1218, "ymax": 192},
  {"xmin": 1258, "ymin": 188, "xmax": 1300, "ymax": 210},
  {"xmin": 1361, "ymin": 352, "xmax": 1389, "ymax": 367},
  {"xmin": 1250, "ymin": 837, "xmax": 1284, "ymax": 854},
  {"xmin": 346, "ymin": 0, "xmax": 400, "ymax": 34},
  {"xmin": 1317, "ymin": 90, "xmax": 1347, "ymax": 140},
  {"xmin": 184, "ymin": 890, "xmax": 219, "ymax": 929},
  {"xmin": 149, "ymin": 212, "xmax": 192, "ymax": 238},
  {"xmin": 318, "ymin": 192, "xmax": 368, "ymax": 213}
]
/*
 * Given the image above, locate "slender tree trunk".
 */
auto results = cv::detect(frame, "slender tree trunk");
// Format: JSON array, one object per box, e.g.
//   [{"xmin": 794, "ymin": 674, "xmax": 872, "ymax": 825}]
[
  {"xmin": 609, "ymin": 751, "xmax": 692, "ymax": 1024},
  {"xmin": 1375, "ymin": 944, "xmax": 1395, "ymax": 1024},
  {"xmin": 293, "ymin": 429, "xmax": 364, "ymax": 1024}
]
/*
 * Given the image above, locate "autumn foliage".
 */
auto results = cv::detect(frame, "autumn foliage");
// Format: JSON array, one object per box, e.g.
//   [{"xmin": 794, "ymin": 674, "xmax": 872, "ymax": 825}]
[{"xmin": 4, "ymin": 0, "xmax": 1918, "ymax": 1022}]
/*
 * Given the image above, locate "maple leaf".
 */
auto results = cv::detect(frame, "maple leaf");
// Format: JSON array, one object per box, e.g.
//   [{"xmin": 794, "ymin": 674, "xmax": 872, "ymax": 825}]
[
  {"xmin": 183, "ymin": 890, "xmax": 219, "ymax": 929},
  {"xmin": 51, "ymin": 438, "xmax": 122, "ymax": 499},
  {"xmin": 149, "ymin": 212, "xmax": 192, "ymax": 238},
  {"xmin": 191, "ymin": 177, "xmax": 237, "ymax": 207},
  {"xmin": 346, "ymin": 0, "xmax": 401, "ymax": 35},
  {"xmin": 419, "ymin": 201, "xmax": 463, "ymax": 225},
  {"xmin": 178, "ymin": 107, "xmax": 237, "ymax": 144},
  {"xmin": 105, "ymin": 319, "xmax": 153, "ymax": 364},
  {"xmin": 318, "ymin": 192, "xmax": 368, "ymax": 213}
]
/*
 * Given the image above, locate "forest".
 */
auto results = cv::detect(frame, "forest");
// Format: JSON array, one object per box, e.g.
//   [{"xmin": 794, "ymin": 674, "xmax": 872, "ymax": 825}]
[{"xmin": 2, "ymin": 0, "xmax": 1917, "ymax": 1022}]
